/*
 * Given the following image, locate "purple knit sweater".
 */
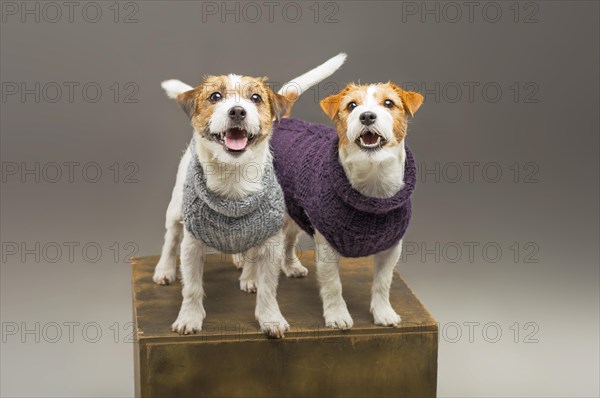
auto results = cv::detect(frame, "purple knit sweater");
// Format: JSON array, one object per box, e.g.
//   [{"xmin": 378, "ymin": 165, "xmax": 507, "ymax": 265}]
[{"xmin": 271, "ymin": 118, "xmax": 416, "ymax": 258}]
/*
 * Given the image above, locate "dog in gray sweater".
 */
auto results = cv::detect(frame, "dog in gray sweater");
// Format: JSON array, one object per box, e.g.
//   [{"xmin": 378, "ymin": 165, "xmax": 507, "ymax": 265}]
[{"xmin": 153, "ymin": 54, "xmax": 347, "ymax": 338}]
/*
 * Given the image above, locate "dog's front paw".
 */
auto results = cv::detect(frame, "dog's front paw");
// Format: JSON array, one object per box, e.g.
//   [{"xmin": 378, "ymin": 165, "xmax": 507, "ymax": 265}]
[
  {"xmin": 258, "ymin": 315, "xmax": 290, "ymax": 339},
  {"xmin": 324, "ymin": 306, "xmax": 354, "ymax": 330},
  {"xmin": 282, "ymin": 258, "xmax": 309, "ymax": 278},
  {"xmin": 171, "ymin": 307, "xmax": 205, "ymax": 335},
  {"xmin": 372, "ymin": 303, "xmax": 401, "ymax": 327},
  {"xmin": 239, "ymin": 278, "xmax": 257, "ymax": 293},
  {"xmin": 153, "ymin": 261, "xmax": 177, "ymax": 285}
]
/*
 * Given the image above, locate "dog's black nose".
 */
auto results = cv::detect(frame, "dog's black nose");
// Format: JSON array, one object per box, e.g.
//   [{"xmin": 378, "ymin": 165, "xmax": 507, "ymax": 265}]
[
  {"xmin": 228, "ymin": 106, "xmax": 246, "ymax": 122},
  {"xmin": 359, "ymin": 111, "xmax": 377, "ymax": 126}
]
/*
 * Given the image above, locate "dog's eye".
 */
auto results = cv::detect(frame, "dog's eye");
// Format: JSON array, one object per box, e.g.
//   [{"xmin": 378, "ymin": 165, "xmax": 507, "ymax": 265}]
[
  {"xmin": 209, "ymin": 92, "xmax": 222, "ymax": 102},
  {"xmin": 383, "ymin": 99, "xmax": 394, "ymax": 108},
  {"xmin": 347, "ymin": 102, "xmax": 357, "ymax": 111},
  {"xmin": 250, "ymin": 93, "xmax": 262, "ymax": 103}
]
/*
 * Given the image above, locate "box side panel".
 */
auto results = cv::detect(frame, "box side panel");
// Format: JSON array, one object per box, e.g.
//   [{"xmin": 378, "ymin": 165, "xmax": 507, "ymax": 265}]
[
  {"xmin": 133, "ymin": 340, "xmax": 141, "ymax": 397},
  {"xmin": 144, "ymin": 332, "xmax": 437, "ymax": 398}
]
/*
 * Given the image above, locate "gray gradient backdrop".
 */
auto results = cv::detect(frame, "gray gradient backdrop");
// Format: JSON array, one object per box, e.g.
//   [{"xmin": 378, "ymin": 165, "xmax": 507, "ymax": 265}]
[{"xmin": 1, "ymin": 1, "xmax": 598, "ymax": 397}]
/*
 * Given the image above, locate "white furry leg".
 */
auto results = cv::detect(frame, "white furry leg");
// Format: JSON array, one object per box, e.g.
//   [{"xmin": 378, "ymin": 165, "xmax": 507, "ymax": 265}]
[
  {"xmin": 315, "ymin": 231, "xmax": 353, "ymax": 330},
  {"xmin": 232, "ymin": 253, "xmax": 245, "ymax": 270},
  {"xmin": 171, "ymin": 230, "xmax": 206, "ymax": 335},
  {"xmin": 239, "ymin": 251, "xmax": 258, "ymax": 293},
  {"xmin": 371, "ymin": 240, "xmax": 402, "ymax": 327},
  {"xmin": 153, "ymin": 146, "xmax": 190, "ymax": 285},
  {"xmin": 281, "ymin": 215, "xmax": 308, "ymax": 278},
  {"xmin": 254, "ymin": 231, "xmax": 289, "ymax": 338},
  {"xmin": 153, "ymin": 220, "xmax": 182, "ymax": 285}
]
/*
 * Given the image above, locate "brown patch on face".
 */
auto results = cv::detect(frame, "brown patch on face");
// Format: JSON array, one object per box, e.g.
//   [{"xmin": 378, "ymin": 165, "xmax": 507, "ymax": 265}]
[
  {"xmin": 175, "ymin": 75, "xmax": 226, "ymax": 136},
  {"xmin": 175, "ymin": 75, "xmax": 292, "ymax": 148},
  {"xmin": 387, "ymin": 82, "xmax": 423, "ymax": 142},
  {"xmin": 237, "ymin": 76, "xmax": 291, "ymax": 144},
  {"xmin": 320, "ymin": 84, "xmax": 360, "ymax": 148},
  {"xmin": 320, "ymin": 82, "xmax": 424, "ymax": 148},
  {"xmin": 374, "ymin": 83, "xmax": 408, "ymax": 143}
]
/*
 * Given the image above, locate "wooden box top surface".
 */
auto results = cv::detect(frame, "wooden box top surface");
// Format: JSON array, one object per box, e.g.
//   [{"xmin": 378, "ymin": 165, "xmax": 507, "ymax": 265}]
[{"xmin": 132, "ymin": 250, "xmax": 436, "ymax": 343}]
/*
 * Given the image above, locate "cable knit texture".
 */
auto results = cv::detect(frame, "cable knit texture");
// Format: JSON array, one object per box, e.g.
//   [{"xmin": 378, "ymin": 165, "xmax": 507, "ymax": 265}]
[
  {"xmin": 271, "ymin": 118, "xmax": 416, "ymax": 258},
  {"xmin": 183, "ymin": 138, "xmax": 286, "ymax": 254}
]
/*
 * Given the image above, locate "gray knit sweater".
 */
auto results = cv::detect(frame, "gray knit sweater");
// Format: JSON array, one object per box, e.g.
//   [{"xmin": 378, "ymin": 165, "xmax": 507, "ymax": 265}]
[{"xmin": 182, "ymin": 140, "xmax": 285, "ymax": 253}]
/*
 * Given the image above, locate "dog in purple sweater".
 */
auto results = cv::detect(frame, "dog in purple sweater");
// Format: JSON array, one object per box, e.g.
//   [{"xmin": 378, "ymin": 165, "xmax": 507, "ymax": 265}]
[{"xmin": 271, "ymin": 82, "xmax": 424, "ymax": 329}]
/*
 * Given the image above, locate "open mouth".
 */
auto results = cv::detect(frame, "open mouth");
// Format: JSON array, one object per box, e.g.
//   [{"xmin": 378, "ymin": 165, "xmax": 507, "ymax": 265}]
[
  {"xmin": 356, "ymin": 130, "xmax": 387, "ymax": 150},
  {"xmin": 213, "ymin": 128, "xmax": 255, "ymax": 153}
]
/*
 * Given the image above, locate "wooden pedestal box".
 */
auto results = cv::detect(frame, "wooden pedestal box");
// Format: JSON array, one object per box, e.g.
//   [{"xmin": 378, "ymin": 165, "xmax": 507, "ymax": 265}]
[{"xmin": 131, "ymin": 251, "xmax": 438, "ymax": 397}]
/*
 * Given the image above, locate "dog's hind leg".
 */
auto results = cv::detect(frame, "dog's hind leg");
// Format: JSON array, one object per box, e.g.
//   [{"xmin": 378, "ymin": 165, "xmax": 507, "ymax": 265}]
[
  {"xmin": 239, "ymin": 251, "xmax": 258, "ymax": 293},
  {"xmin": 153, "ymin": 207, "xmax": 182, "ymax": 285},
  {"xmin": 281, "ymin": 214, "xmax": 309, "ymax": 278},
  {"xmin": 232, "ymin": 253, "xmax": 244, "ymax": 269},
  {"xmin": 315, "ymin": 231, "xmax": 353, "ymax": 330},
  {"xmin": 153, "ymin": 147, "xmax": 191, "ymax": 285}
]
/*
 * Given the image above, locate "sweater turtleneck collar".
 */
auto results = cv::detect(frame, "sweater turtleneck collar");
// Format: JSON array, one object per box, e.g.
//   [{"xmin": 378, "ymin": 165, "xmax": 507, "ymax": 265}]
[
  {"xmin": 189, "ymin": 139, "xmax": 274, "ymax": 219},
  {"xmin": 329, "ymin": 141, "xmax": 417, "ymax": 215}
]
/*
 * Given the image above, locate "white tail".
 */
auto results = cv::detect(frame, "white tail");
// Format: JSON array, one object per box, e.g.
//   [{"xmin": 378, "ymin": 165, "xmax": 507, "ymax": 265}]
[
  {"xmin": 278, "ymin": 53, "xmax": 347, "ymax": 99},
  {"xmin": 161, "ymin": 79, "xmax": 194, "ymax": 99},
  {"xmin": 160, "ymin": 52, "xmax": 347, "ymax": 101}
]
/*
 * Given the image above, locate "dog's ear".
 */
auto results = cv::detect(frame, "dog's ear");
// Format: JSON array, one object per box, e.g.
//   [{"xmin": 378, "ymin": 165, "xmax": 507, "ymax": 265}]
[
  {"xmin": 400, "ymin": 90, "xmax": 424, "ymax": 117},
  {"xmin": 390, "ymin": 83, "xmax": 423, "ymax": 117},
  {"xmin": 176, "ymin": 89, "xmax": 197, "ymax": 118},
  {"xmin": 320, "ymin": 93, "xmax": 341, "ymax": 120},
  {"xmin": 268, "ymin": 91, "xmax": 293, "ymax": 122}
]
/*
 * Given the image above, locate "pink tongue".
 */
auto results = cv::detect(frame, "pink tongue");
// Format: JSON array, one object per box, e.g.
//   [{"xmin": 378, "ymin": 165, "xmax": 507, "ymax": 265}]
[{"xmin": 225, "ymin": 130, "xmax": 248, "ymax": 151}]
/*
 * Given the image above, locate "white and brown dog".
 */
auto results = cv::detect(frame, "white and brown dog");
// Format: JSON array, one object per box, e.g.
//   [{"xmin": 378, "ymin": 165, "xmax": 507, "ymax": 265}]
[
  {"xmin": 153, "ymin": 53, "xmax": 347, "ymax": 338},
  {"xmin": 267, "ymin": 82, "xmax": 424, "ymax": 329}
]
